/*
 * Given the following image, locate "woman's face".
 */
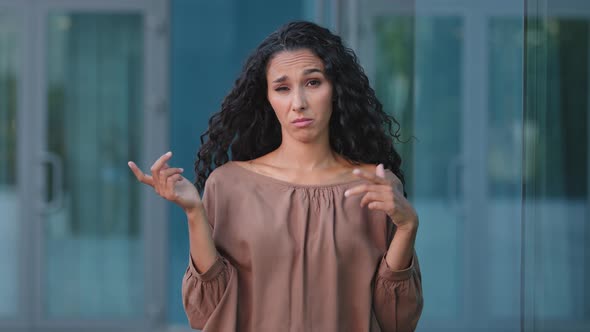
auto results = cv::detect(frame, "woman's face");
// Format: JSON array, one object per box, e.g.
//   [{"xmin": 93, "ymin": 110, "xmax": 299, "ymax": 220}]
[{"xmin": 266, "ymin": 49, "xmax": 333, "ymax": 144}]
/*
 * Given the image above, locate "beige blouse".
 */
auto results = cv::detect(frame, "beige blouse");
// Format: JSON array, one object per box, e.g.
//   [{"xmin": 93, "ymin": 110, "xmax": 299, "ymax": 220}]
[{"xmin": 182, "ymin": 162, "xmax": 423, "ymax": 331}]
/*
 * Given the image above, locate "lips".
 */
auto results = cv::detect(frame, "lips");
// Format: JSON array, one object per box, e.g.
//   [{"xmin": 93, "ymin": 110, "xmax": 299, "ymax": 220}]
[{"xmin": 292, "ymin": 118, "xmax": 313, "ymax": 128}]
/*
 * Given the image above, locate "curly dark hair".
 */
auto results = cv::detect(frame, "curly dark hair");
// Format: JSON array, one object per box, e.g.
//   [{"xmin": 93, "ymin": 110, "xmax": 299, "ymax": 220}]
[{"xmin": 195, "ymin": 21, "xmax": 405, "ymax": 193}]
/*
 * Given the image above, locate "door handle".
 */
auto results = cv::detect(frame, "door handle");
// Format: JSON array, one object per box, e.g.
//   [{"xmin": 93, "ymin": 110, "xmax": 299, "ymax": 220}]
[
  {"xmin": 40, "ymin": 151, "xmax": 64, "ymax": 214},
  {"xmin": 447, "ymin": 154, "xmax": 463, "ymax": 215}
]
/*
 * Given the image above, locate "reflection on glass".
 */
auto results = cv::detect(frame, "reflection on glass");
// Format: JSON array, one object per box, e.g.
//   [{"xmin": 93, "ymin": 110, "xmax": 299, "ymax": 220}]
[
  {"xmin": 524, "ymin": 13, "xmax": 590, "ymax": 330},
  {"xmin": 374, "ymin": 16, "xmax": 415, "ymax": 190},
  {"xmin": 370, "ymin": 13, "xmax": 464, "ymax": 320},
  {"xmin": 0, "ymin": 11, "xmax": 20, "ymax": 318},
  {"xmin": 487, "ymin": 18, "xmax": 523, "ymax": 319},
  {"xmin": 344, "ymin": 0, "xmax": 590, "ymax": 331},
  {"xmin": 45, "ymin": 13, "xmax": 144, "ymax": 318},
  {"xmin": 412, "ymin": 16, "xmax": 463, "ymax": 319}
]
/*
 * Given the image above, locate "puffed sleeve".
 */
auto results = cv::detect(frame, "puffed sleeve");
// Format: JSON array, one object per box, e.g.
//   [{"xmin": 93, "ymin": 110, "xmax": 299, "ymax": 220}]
[
  {"xmin": 182, "ymin": 255, "xmax": 238, "ymax": 330},
  {"xmin": 181, "ymin": 175, "xmax": 239, "ymax": 330},
  {"xmin": 373, "ymin": 251, "xmax": 424, "ymax": 332}
]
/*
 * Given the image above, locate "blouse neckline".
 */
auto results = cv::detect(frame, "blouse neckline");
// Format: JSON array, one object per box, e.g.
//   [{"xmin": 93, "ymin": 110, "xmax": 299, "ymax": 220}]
[{"xmin": 226, "ymin": 161, "xmax": 365, "ymax": 189}]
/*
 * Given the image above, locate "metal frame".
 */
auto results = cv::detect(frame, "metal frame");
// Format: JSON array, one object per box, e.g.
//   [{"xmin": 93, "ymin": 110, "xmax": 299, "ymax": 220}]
[{"xmin": 0, "ymin": 0, "xmax": 169, "ymax": 331}]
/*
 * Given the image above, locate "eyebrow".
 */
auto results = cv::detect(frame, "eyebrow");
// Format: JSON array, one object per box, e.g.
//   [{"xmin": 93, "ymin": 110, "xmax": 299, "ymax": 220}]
[
  {"xmin": 271, "ymin": 68, "xmax": 324, "ymax": 83},
  {"xmin": 303, "ymin": 68, "xmax": 323, "ymax": 75}
]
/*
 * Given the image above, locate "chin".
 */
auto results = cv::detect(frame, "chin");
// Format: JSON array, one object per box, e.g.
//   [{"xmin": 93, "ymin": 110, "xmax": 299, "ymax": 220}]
[
  {"xmin": 296, "ymin": 135, "xmax": 324, "ymax": 144},
  {"xmin": 283, "ymin": 127, "xmax": 328, "ymax": 144}
]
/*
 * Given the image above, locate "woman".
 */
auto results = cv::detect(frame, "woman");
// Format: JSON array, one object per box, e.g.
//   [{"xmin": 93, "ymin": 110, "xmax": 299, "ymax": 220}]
[{"xmin": 129, "ymin": 21, "xmax": 422, "ymax": 331}]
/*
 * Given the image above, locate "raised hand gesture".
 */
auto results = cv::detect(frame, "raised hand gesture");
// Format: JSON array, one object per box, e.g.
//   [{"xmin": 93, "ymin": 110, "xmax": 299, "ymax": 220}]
[
  {"xmin": 345, "ymin": 164, "xmax": 418, "ymax": 232},
  {"xmin": 128, "ymin": 151, "xmax": 202, "ymax": 214}
]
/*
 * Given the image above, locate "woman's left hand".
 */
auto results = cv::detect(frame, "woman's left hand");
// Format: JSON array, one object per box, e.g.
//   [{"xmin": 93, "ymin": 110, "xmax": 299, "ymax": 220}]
[{"xmin": 344, "ymin": 164, "xmax": 418, "ymax": 232}]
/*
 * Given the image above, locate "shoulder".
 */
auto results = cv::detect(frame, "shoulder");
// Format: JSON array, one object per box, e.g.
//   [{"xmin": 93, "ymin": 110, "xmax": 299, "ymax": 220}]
[
  {"xmin": 204, "ymin": 162, "xmax": 241, "ymax": 188},
  {"xmin": 356, "ymin": 163, "xmax": 377, "ymax": 173}
]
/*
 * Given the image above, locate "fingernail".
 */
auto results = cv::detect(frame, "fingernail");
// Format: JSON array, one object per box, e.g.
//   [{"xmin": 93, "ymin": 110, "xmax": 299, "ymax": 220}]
[
  {"xmin": 344, "ymin": 190, "xmax": 349, "ymax": 197},
  {"xmin": 180, "ymin": 168, "xmax": 184, "ymax": 172},
  {"xmin": 166, "ymin": 151, "xmax": 172, "ymax": 156},
  {"xmin": 352, "ymin": 169, "xmax": 360, "ymax": 175}
]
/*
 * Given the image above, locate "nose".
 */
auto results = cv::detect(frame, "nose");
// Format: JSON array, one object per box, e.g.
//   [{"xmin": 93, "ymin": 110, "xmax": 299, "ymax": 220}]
[{"xmin": 292, "ymin": 87, "xmax": 308, "ymax": 111}]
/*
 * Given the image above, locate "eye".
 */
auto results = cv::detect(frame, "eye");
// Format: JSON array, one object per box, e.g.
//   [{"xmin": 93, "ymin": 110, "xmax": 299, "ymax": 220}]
[
  {"xmin": 274, "ymin": 86, "xmax": 289, "ymax": 92},
  {"xmin": 307, "ymin": 79, "xmax": 321, "ymax": 87}
]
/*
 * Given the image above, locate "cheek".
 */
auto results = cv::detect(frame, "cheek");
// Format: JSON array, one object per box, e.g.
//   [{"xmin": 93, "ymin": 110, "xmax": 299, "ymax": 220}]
[
  {"xmin": 319, "ymin": 83, "xmax": 333, "ymax": 105},
  {"xmin": 319, "ymin": 89, "xmax": 334, "ymax": 116},
  {"xmin": 267, "ymin": 96, "xmax": 287, "ymax": 121}
]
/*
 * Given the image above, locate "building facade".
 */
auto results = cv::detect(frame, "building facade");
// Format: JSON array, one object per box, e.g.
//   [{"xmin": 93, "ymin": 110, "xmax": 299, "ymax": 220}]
[{"xmin": 0, "ymin": 0, "xmax": 588, "ymax": 331}]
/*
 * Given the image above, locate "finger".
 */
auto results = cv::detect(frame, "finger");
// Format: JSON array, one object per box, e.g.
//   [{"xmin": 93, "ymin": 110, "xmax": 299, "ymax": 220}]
[
  {"xmin": 367, "ymin": 201, "xmax": 388, "ymax": 211},
  {"xmin": 360, "ymin": 192, "xmax": 386, "ymax": 207},
  {"xmin": 150, "ymin": 151, "xmax": 173, "ymax": 179},
  {"xmin": 376, "ymin": 164, "xmax": 386, "ymax": 179},
  {"xmin": 165, "ymin": 174, "xmax": 183, "ymax": 197},
  {"xmin": 128, "ymin": 161, "xmax": 154, "ymax": 186},
  {"xmin": 160, "ymin": 167, "xmax": 184, "ymax": 178},
  {"xmin": 344, "ymin": 184, "xmax": 391, "ymax": 197},
  {"xmin": 158, "ymin": 164, "xmax": 174, "ymax": 189},
  {"xmin": 352, "ymin": 168, "xmax": 388, "ymax": 184}
]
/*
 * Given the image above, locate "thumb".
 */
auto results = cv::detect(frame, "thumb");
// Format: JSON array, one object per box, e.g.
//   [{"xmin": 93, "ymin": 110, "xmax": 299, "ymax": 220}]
[{"xmin": 376, "ymin": 163, "xmax": 385, "ymax": 179}]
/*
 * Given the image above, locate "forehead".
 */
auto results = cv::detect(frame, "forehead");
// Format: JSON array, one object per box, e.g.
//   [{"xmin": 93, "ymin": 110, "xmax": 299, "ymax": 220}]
[{"xmin": 266, "ymin": 49, "xmax": 324, "ymax": 76}]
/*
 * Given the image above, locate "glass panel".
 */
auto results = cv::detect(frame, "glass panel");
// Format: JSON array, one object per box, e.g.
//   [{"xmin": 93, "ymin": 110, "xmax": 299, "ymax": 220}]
[
  {"xmin": 0, "ymin": 10, "xmax": 20, "ymax": 318},
  {"xmin": 346, "ymin": 1, "xmax": 527, "ymax": 330},
  {"xmin": 372, "ymin": 14, "xmax": 464, "ymax": 320},
  {"xmin": 44, "ymin": 12, "xmax": 144, "ymax": 319},
  {"xmin": 373, "ymin": 16, "xmax": 415, "ymax": 191},
  {"xmin": 487, "ymin": 17, "xmax": 524, "ymax": 319},
  {"xmin": 524, "ymin": 4, "xmax": 590, "ymax": 330},
  {"xmin": 353, "ymin": 2, "xmax": 525, "ymax": 330},
  {"xmin": 412, "ymin": 16, "xmax": 464, "ymax": 320}
]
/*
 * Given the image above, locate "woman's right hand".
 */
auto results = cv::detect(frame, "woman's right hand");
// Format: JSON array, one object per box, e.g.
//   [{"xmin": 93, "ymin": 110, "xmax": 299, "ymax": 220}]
[
  {"xmin": 130, "ymin": 152, "xmax": 218, "ymax": 273},
  {"xmin": 128, "ymin": 151, "xmax": 202, "ymax": 214}
]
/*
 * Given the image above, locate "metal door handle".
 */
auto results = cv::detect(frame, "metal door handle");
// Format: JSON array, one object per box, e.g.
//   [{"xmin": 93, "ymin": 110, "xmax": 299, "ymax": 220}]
[
  {"xmin": 41, "ymin": 151, "xmax": 63, "ymax": 214},
  {"xmin": 447, "ymin": 154, "xmax": 463, "ymax": 215}
]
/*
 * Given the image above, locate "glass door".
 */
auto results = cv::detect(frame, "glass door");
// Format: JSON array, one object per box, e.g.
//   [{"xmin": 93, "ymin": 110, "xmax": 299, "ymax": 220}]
[
  {"xmin": 523, "ymin": 1, "xmax": 590, "ymax": 331},
  {"xmin": 339, "ymin": 0, "xmax": 524, "ymax": 330},
  {"xmin": 327, "ymin": 0, "xmax": 590, "ymax": 331},
  {"xmin": 43, "ymin": 9, "xmax": 145, "ymax": 319},
  {"xmin": 341, "ymin": 2, "xmax": 473, "ymax": 327},
  {"xmin": 0, "ymin": 1, "xmax": 169, "ymax": 331},
  {"xmin": 0, "ymin": 3, "xmax": 26, "ymax": 329}
]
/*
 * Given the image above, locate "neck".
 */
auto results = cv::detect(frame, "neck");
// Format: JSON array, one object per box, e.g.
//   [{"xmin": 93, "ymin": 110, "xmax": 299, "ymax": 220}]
[{"xmin": 272, "ymin": 136, "xmax": 338, "ymax": 170}]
